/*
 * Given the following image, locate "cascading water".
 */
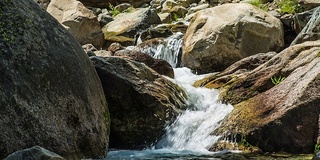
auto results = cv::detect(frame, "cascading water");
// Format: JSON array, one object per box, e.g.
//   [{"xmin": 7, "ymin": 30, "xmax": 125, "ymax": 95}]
[
  {"xmin": 134, "ymin": 32, "xmax": 183, "ymax": 68},
  {"xmin": 106, "ymin": 68, "xmax": 234, "ymax": 159},
  {"xmin": 106, "ymin": 33, "xmax": 234, "ymax": 159},
  {"xmin": 155, "ymin": 68, "xmax": 233, "ymax": 152}
]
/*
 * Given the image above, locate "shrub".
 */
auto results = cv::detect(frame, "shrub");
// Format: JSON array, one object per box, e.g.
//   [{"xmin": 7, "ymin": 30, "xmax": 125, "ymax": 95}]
[
  {"xmin": 109, "ymin": 4, "xmax": 120, "ymax": 17},
  {"xmin": 277, "ymin": 0, "xmax": 303, "ymax": 14}
]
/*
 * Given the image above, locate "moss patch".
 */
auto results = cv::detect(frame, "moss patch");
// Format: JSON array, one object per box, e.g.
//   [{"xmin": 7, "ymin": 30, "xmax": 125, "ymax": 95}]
[{"xmin": 0, "ymin": 0, "xmax": 32, "ymax": 48}]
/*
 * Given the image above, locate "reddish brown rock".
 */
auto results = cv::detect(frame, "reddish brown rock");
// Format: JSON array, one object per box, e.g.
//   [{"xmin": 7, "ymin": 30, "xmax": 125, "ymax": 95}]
[
  {"xmin": 114, "ymin": 50, "xmax": 174, "ymax": 78},
  {"xmin": 204, "ymin": 40, "xmax": 320, "ymax": 153}
]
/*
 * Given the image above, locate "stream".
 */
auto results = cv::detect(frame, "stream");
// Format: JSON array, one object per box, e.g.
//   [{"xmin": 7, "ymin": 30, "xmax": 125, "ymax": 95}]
[
  {"xmin": 105, "ymin": 67, "xmax": 234, "ymax": 160},
  {"xmin": 105, "ymin": 32, "xmax": 235, "ymax": 159},
  {"xmin": 104, "ymin": 32, "xmax": 313, "ymax": 160}
]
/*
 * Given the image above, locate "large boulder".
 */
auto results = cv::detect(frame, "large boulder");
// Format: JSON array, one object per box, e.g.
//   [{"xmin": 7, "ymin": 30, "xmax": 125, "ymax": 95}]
[
  {"xmin": 102, "ymin": 7, "xmax": 161, "ymax": 46},
  {"xmin": 291, "ymin": 7, "xmax": 320, "ymax": 45},
  {"xmin": 91, "ymin": 56, "xmax": 188, "ymax": 149},
  {"xmin": 0, "ymin": 0, "xmax": 109, "ymax": 159},
  {"xmin": 202, "ymin": 40, "xmax": 320, "ymax": 153},
  {"xmin": 79, "ymin": 0, "xmax": 151, "ymax": 8},
  {"xmin": 47, "ymin": 0, "xmax": 104, "ymax": 48},
  {"xmin": 182, "ymin": 3, "xmax": 284, "ymax": 74}
]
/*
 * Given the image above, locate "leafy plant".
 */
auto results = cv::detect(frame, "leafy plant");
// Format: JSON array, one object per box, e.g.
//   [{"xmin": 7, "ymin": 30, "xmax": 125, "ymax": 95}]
[
  {"xmin": 240, "ymin": 138, "xmax": 251, "ymax": 147},
  {"xmin": 315, "ymin": 144, "xmax": 320, "ymax": 153},
  {"xmin": 271, "ymin": 75, "xmax": 285, "ymax": 85},
  {"xmin": 109, "ymin": 4, "xmax": 120, "ymax": 17},
  {"xmin": 172, "ymin": 13, "xmax": 179, "ymax": 22},
  {"xmin": 239, "ymin": 135, "xmax": 254, "ymax": 148},
  {"xmin": 277, "ymin": 0, "xmax": 303, "ymax": 14}
]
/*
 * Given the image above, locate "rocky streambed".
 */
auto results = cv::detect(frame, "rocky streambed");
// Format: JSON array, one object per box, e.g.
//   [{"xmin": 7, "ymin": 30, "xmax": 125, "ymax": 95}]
[{"xmin": 1, "ymin": 0, "xmax": 320, "ymax": 159}]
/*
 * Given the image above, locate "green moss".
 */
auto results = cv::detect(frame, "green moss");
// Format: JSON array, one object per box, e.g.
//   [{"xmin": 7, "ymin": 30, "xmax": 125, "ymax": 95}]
[
  {"xmin": 109, "ymin": 4, "xmax": 135, "ymax": 17},
  {"xmin": 124, "ymin": 6, "xmax": 134, "ymax": 13},
  {"xmin": 277, "ymin": 0, "xmax": 303, "ymax": 14},
  {"xmin": 0, "ymin": 0, "xmax": 15, "ymax": 44},
  {"xmin": 0, "ymin": 0, "xmax": 32, "ymax": 47},
  {"xmin": 247, "ymin": 0, "xmax": 268, "ymax": 11}
]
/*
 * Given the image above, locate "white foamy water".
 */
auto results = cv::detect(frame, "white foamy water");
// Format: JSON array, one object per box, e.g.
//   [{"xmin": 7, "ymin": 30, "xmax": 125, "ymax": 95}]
[
  {"xmin": 106, "ymin": 68, "xmax": 233, "ymax": 160},
  {"xmin": 135, "ymin": 32, "xmax": 183, "ymax": 68},
  {"xmin": 155, "ymin": 68, "xmax": 233, "ymax": 152},
  {"xmin": 106, "ymin": 68, "xmax": 234, "ymax": 159}
]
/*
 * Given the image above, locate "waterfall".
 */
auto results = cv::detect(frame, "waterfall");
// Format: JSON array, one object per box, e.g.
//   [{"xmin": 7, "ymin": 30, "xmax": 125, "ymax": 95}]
[
  {"xmin": 134, "ymin": 32, "xmax": 183, "ymax": 68},
  {"xmin": 106, "ymin": 32, "xmax": 234, "ymax": 160},
  {"xmin": 155, "ymin": 67, "xmax": 234, "ymax": 152}
]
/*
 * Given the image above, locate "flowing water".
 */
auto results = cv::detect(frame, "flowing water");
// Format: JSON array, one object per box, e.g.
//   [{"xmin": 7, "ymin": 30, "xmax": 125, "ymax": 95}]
[
  {"xmin": 105, "ymin": 68, "xmax": 234, "ymax": 159},
  {"xmin": 106, "ymin": 32, "xmax": 236, "ymax": 159},
  {"xmin": 135, "ymin": 32, "xmax": 184, "ymax": 68},
  {"xmin": 105, "ymin": 33, "xmax": 314, "ymax": 160}
]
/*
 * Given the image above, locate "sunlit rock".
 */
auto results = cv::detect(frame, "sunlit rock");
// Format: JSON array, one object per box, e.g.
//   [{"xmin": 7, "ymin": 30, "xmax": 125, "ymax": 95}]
[
  {"xmin": 102, "ymin": 7, "xmax": 161, "ymax": 46},
  {"xmin": 182, "ymin": 3, "xmax": 284, "ymax": 74},
  {"xmin": 47, "ymin": 0, "xmax": 104, "ymax": 48},
  {"xmin": 210, "ymin": 40, "xmax": 320, "ymax": 153}
]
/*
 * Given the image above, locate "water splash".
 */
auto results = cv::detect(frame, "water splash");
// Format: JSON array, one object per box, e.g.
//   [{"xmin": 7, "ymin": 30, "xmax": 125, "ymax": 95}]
[
  {"xmin": 134, "ymin": 32, "xmax": 183, "ymax": 68},
  {"xmin": 155, "ymin": 68, "xmax": 234, "ymax": 152},
  {"xmin": 105, "ymin": 68, "xmax": 234, "ymax": 159}
]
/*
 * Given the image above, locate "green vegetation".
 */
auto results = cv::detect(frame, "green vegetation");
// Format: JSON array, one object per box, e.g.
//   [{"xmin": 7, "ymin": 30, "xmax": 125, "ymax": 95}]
[
  {"xmin": 171, "ymin": 12, "xmax": 185, "ymax": 22},
  {"xmin": 271, "ymin": 75, "xmax": 285, "ymax": 85},
  {"xmin": 109, "ymin": 4, "xmax": 121, "ymax": 17},
  {"xmin": 109, "ymin": 4, "xmax": 135, "ymax": 17},
  {"xmin": 124, "ymin": 6, "xmax": 134, "ymax": 13},
  {"xmin": 0, "ymin": 0, "xmax": 15, "ymax": 43},
  {"xmin": 315, "ymin": 144, "xmax": 320, "ymax": 153},
  {"xmin": 0, "ymin": 0, "xmax": 33, "ymax": 48},
  {"xmin": 277, "ymin": 0, "xmax": 303, "ymax": 14},
  {"xmin": 247, "ymin": 0, "xmax": 268, "ymax": 11},
  {"xmin": 172, "ymin": 13, "xmax": 179, "ymax": 22},
  {"xmin": 240, "ymin": 137, "xmax": 252, "ymax": 147}
]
